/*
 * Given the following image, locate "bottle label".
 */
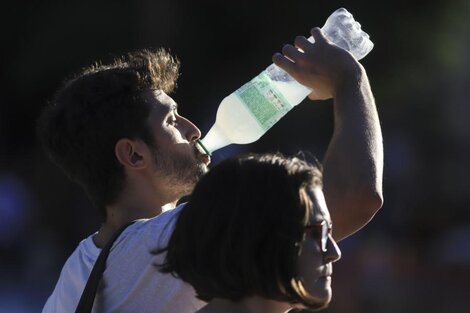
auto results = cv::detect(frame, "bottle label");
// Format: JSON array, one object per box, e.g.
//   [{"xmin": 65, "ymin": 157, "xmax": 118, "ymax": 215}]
[{"xmin": 235, "ymin": 72, "xmax": 293, "ymax": 131}]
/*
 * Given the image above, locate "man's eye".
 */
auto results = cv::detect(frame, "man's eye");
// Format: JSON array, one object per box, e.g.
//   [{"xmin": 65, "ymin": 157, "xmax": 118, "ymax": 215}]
[{"xmin": 168, "ymin": 119, "xmax": 178, "ymax": 126}]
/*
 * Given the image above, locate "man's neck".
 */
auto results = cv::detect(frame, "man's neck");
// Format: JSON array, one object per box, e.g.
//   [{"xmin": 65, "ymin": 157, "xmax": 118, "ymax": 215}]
[{"xmin": 93, "ymin": 200, "xmax": 177, "ymax": 248}]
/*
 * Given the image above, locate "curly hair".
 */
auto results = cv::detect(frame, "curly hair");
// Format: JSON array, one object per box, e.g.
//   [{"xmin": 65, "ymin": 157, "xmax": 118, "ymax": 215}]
[{"xmin": 37, "ymin": 48, "xmax": 180, "ymax": 218}]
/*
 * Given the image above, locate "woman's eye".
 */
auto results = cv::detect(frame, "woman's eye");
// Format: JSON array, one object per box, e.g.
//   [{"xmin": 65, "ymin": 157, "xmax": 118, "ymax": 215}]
[
  {"xmin": 309, "ymin": 228, "xmax": 322, "ymax": 238},
  {"xmin": 168, "ymin": 119, "xmax": 178, "ymax": 126},
  {"xmin": 306, "ymin": 225, "xmax": 323, "ymax": 239}
]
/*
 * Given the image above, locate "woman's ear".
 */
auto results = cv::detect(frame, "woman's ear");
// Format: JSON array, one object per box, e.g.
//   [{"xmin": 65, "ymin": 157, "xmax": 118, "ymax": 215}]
[{"xmin": 115, "ymin": 138, "xmax": 148, "ymax": 169}]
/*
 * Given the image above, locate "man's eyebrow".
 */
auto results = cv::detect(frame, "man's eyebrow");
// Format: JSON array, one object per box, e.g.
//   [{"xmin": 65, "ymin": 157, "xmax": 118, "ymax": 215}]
[
  {"xmin": 169, "ymin": 103, "xmax": 178, "ymax": 112},
  {"xmin": 160, "ymin": 102, "xmax": 177, "ymax": 115}
]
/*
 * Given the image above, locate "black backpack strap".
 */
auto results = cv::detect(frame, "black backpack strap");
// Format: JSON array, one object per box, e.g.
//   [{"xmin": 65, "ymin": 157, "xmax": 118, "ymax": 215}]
[{"xmin": 75, "ymin": 221, "xmax": 137, "ymax": 313}]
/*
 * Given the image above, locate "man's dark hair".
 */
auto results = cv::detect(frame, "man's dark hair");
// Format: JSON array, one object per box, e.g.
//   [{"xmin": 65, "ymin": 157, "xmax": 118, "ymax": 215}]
[
  {"xmin": 37, "ymin": 49, "xmax": 180, "ymax": 218},
  {"xmin": 158, "ymin": 153, "xmax": 324, "ymax": 308}
]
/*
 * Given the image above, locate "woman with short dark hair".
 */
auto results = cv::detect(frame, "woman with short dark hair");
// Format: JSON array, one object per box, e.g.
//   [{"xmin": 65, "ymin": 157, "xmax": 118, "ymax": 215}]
[{"xmin": 158, "ymin": 153, "xmax": 341, "ymax": 312}]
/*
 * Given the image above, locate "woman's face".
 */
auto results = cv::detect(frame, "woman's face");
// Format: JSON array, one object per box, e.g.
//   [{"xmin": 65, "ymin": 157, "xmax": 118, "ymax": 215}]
[{"xmin": 296, "ymin": 187, "xmax": 342, "ymax": 309}]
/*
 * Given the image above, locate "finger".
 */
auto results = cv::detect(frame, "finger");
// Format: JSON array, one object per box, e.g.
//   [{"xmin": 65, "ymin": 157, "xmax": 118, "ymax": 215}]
[
  {"xmin": 282, "ymin": 44, "xmax": 305, "ymax": 62},
  {"xmin": 307, "ymin": 90, "xmax": 321, "ymax": 101},
  {"xmin": 310, "ymin": 27, "xmax": 328, "ymax": 44},
  {"xmin": 294, "ymin": 35, "xmax": 313, "ymax": 52},
  {"xmin": 272, "ymin": 52, "xmax": 298, "ymax": 74}
]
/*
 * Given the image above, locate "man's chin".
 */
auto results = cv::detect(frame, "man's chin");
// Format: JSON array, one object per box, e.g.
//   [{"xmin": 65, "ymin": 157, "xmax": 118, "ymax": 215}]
[{"xmin": 179, "ymin": 165, "xmax": 207, "ymax": 195}]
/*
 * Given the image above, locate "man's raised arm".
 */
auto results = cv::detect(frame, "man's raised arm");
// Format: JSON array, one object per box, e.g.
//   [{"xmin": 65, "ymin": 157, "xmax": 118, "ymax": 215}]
[{"xmin": 273, "ymin": 28, "xmax": 383, "ymax": 241}]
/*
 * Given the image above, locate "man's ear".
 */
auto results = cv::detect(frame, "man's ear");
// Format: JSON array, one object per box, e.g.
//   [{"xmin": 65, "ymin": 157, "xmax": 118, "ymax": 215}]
[{"xmin": 115, "ymin": 138, "xmax": 148, "ymax": 169}]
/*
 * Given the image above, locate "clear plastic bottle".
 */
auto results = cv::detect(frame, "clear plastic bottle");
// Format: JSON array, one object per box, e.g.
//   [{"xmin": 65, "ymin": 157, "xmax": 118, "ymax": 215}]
[{"xmin": 196, "ymin": 8, "xmax": 374, "ymax": 155}]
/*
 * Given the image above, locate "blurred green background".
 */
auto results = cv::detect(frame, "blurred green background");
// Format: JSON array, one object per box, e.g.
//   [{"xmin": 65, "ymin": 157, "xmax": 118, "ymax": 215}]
[{"xmin": 1, "ymin": 0, "xmax": 469, "ymax": 312}]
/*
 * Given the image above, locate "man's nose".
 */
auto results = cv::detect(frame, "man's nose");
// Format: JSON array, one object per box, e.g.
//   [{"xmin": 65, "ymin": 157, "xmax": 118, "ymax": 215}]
[{"xmin": 179, "ymin": 116, "xmax": 201, "ymax": 142}]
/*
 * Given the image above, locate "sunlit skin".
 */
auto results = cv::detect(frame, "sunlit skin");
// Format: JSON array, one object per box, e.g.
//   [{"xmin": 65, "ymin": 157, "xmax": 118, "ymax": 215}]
[
  {"xmin": 148, "ymin": 90, "xmax": 210, "ymax": 200},
  {"xmin": 93, "ymin": 90, "xmax": 210, "ymax": 248},
  {"xmin": 273, "ymin": 28, "xmax": 383, "ymax": 242}
]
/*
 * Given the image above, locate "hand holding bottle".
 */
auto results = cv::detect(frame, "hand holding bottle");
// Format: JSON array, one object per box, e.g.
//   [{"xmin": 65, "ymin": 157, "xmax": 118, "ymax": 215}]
[{"xmin": 273, "ymin": 27, "xmax": 365, "ymax": 101}]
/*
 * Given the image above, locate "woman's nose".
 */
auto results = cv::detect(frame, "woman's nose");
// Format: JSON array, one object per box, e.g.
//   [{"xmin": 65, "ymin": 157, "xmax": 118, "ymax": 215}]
[{"xmin": 324, "ymin": 236, "xmax": 341, "ymax": 263}]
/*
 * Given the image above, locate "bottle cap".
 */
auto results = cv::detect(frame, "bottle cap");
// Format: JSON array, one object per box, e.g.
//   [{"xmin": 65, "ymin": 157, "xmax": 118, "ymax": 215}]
[{"xmin": 322, "ymin": 8, "xmax": 374, "ymax": 60}]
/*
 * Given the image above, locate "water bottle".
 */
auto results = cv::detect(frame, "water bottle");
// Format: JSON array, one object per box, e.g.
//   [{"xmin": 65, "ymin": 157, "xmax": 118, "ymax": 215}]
[{"xmin": 195, "ymin": 8, "xmax": 374, "ymax": 156}]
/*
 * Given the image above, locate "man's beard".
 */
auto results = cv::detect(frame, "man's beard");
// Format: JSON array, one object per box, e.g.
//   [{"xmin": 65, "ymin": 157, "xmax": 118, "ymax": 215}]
[{"xmin": 152, "ymin": 147, "xmax": 208, "ymax": 199}]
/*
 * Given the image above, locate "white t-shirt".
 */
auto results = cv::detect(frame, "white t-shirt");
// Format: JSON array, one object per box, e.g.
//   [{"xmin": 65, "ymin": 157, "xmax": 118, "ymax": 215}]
[{"xmin": 42, "ymin": 204, "xmax": 205, "ymax": 313}]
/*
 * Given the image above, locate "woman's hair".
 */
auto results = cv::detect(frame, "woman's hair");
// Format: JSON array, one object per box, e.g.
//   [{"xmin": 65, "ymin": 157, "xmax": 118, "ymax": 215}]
[
  {"xmin": 158, "ymin": 152, "xmax": 323, "ymax": 307},
  {"xmin": 37, "ymin": 48, "xmax": 179, "ymax": 218}
]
